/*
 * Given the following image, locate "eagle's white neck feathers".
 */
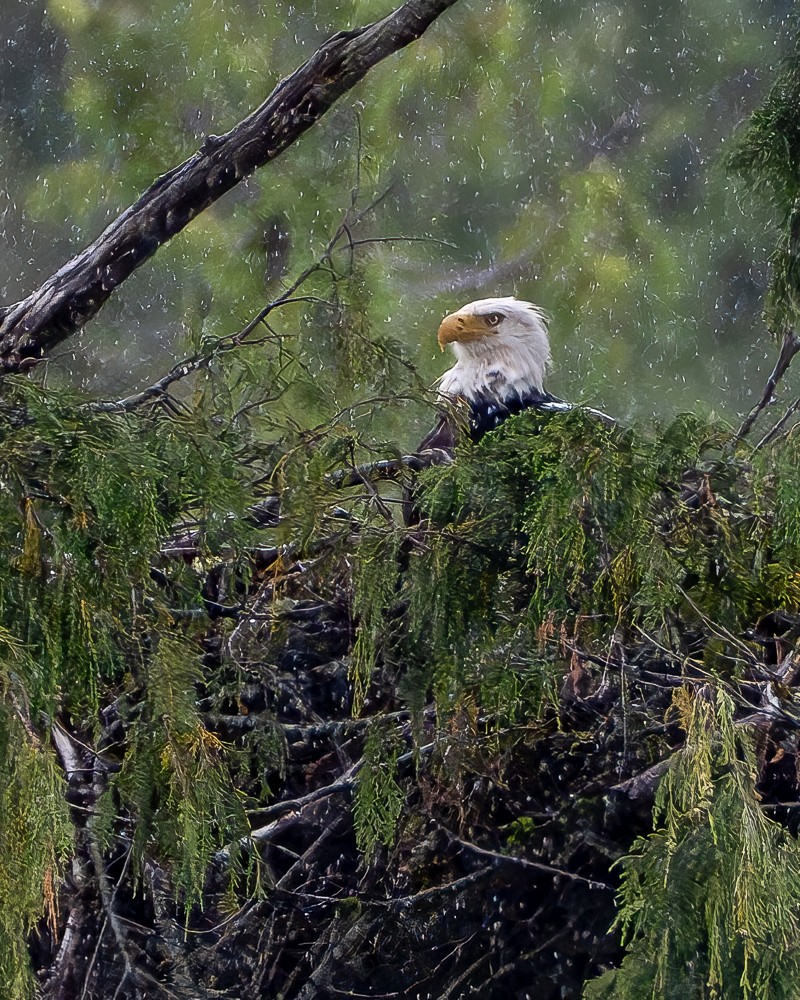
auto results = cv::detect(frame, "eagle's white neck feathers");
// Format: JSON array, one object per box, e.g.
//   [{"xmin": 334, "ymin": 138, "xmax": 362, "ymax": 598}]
[{"xmin": 435, "ymin": 296, "xmax": 551, "ymax": 405}]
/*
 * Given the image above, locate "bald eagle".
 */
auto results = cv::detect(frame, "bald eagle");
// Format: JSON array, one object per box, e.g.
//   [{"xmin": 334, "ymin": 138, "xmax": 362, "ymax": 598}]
[{"xmin": 420, "ymin": 296, "xmax": 568, "ymax": 451}]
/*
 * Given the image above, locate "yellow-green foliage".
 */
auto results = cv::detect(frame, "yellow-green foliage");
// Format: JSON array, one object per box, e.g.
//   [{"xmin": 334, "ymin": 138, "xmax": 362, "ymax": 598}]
[
  {"xmin": 399, "ymin": 408, "xmax": 796, "ymax": 676},
  {"xmin": 0, "ymin": 714, "xmax": 72, "ymax": 1000},
  {"xmin": 376, "ymin": 411, "xmax": 738, "ymax": 714},
  {"xmin": 109, "ymin": 635, "xmax": 249, "ymax": 909},
  {"xmin": 354, "ymin": 407, "xmax": 800, "ymax": 998},
  {"xmin": 353, "ymin": 721, "xmax": 405, "ymax": 859},
  {"xmin": 5, "ymin": 369, "xmax": 800, "ymax": 993},
  {"xmin": 0, "ymin": 381, "xmax": 250, "ymax": 716},
  {"xmin": 586, "ymin": 688, "xmax": 800, "ymax": 1000},
  {"xmin": 0, "ymin": 379, "xmax": 258, "ymax": 979},
  {"xmin": 351, "ymin": 530, "xmax": 401, "ymax": 714}
]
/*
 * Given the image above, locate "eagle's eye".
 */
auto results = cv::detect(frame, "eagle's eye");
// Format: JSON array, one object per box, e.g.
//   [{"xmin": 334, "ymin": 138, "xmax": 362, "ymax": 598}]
[{"xmin": 485, "ymin": 312, "xmax": 504, "ymax": 327}]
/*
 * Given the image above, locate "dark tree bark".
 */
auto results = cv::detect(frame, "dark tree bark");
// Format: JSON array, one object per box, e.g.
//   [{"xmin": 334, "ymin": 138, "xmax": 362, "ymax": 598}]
[{"xmin": 0, "ymin": 0, "xmax": 461, "ymax": 375}]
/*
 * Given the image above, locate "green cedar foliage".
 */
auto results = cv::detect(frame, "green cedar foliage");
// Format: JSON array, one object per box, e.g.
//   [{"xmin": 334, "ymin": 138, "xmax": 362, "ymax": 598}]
[
  {"xmin": 109, "ymin": 634, "xmax": 249, "ymax": 910},
  {"xmin": 586, "ymin": 688, "xmax": 800, "ymax": 1000},
  {"xmin": 0, "ymin": 713, "xmax": 72, "ymax": 1000},
  {"xmin": 353, "ymin": 720, "xmax": 405, "ymax": 858},
  {"xmin": 2, "ymin": 298, "xmax": 800, "ymax": 995},
  {"xmin": 728, "ymin": 19, "xmax": 800, "ymax": 333},
  {"xmin": 0, "ymin": 378, "xmax": 256, "ymax": 993},
  {"xmin": 3, "ymin": 264, "xmax": 800, "ymax": 998},
  {"xmin": 585, "ymin": 30, "xmax": 800, "ymax": 999},
  {"xmin": 351, "ymin": 530, "xmax": 402, "ymax": 715},
  {"xmin": 370, "ymin": 409, "xmax": 759, "ymax": 711},
  {"xmin": 2, "ymin": 14, "xmax": 800, "ymax": 993},
  {"xmin": 349, "ymin": 406, "xmax": 800, "ymax": 998}
]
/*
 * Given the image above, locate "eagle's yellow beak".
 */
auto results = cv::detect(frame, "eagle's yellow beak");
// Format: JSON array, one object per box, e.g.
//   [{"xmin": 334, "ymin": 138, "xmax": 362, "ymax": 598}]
[{"xmin": 437, "ymin": 311, "xmax": 492, "ymax": 351}]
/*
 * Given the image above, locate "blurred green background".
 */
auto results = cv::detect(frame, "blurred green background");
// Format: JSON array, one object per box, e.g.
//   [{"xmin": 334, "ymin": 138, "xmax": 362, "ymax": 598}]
[{"xmin": 0, "ymin": 0, "xmax": 793, "ymax": 444}]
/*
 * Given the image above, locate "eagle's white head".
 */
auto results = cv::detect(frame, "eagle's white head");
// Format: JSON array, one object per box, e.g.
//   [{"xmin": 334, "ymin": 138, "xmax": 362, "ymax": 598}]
[{"xmin": 435, "ymin": 296, "xmax": 551, "ymax": 406}]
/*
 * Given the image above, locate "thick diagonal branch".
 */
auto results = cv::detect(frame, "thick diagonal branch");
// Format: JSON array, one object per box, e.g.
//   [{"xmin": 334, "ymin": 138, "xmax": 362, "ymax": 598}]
[{"xmin": 0, "ymin": 0, "xmax": 461, "ymax": 374}]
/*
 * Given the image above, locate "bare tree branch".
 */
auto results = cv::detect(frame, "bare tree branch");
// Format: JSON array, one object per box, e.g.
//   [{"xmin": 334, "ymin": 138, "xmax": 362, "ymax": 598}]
[
  {"xmin": 327, "ymin": 448, "xmax": 455, "ymax": 488},
  {"xmin": 736, "ymin": 326, "xmax": 800, "ymax": 441},
  {"xmin": 0, "ymin": 0, "xmax": 462, "ymax": 374},
  {"xmin": 754, "ymin": 394, "xmax": 800, "ymax": 450},
  {"xmin": 445, "ymin": 830, "xmax": 613, "ymax": 891}
]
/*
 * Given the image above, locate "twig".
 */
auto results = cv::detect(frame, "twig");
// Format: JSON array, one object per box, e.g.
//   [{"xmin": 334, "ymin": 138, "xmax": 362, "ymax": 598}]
[
  {"xmin": 89, "ymin": 236, "xmax": 332, "ymax": 414},
  {"xmin": 89, "ymin": 343, "xmax": 245, "ymax": 413},
  {"xmin": 251, "ymin": 774, "xmax": 357, "ymax": 834},
  {"xmin": 216, "ymin": 765, "xmax": 361, "ymax": 864},
  {"xmin": 352, "ymin": 465, "xmax": 396, "ymax": 522},
  {"xmin": 610, "ymin": 759, "xmax": 672, "ymax": 803},
  {"xmin": 221, "ymin": 741, "xmax": 438, "ymax": 863},
  {"xmin": 630, "ymin": 623, "xmax": 777, "ymax": 715},
  {"xmin": 80, "ymin": 846, "xmax": 135, "ymax": 1000},
  {"xmin": 754, "ymin": 394, "xmax": 800, "ymax": 450},
  {"xmin": 447, "ymin": 830, "xmax": 612, "ymax": 890},
  {"xmin": 440, "ymin": 947, "xmax": 490, "ymax": 1000},
  {"xmin": 86, "ymin": 837, "xmax": 149, "ymax": 996},
  {"xmin": 89, "ymin": 197, "xmax": 439, "ymax": 413},
  {"xmin": 736, "ymin": 326, "xmax": 800, "ymax": 441},
  {"xmin": 676, "ymin": 586, "xmax": 761, "ymax": 667},
  {"xmin": 347, "ymin": 235, "xmax": 458, "ymax": 251}
]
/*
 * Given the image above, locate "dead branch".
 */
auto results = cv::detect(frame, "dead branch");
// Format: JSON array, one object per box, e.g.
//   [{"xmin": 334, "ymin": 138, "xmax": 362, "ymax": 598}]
[
  {"xmin": 446, "ymin": 830, "xmax": 613, "ymax": 891},
  {"xmin": 736, "ymin": 326, "xmax": 800, "ymax": 441},
  {"xmin": 610, "ymin": 759, "xmax": 672, "ymax": 805},
  {"xmin": 754, "ymin": 394, "xmax": 800, "ymax": 450},
  {"xmin": 327, "ymin": 449, "xmax": 454, "ymax": 487},
  {"xmin": 0, "ymin": 0, "xmax": 461, "ymax": 373}
]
